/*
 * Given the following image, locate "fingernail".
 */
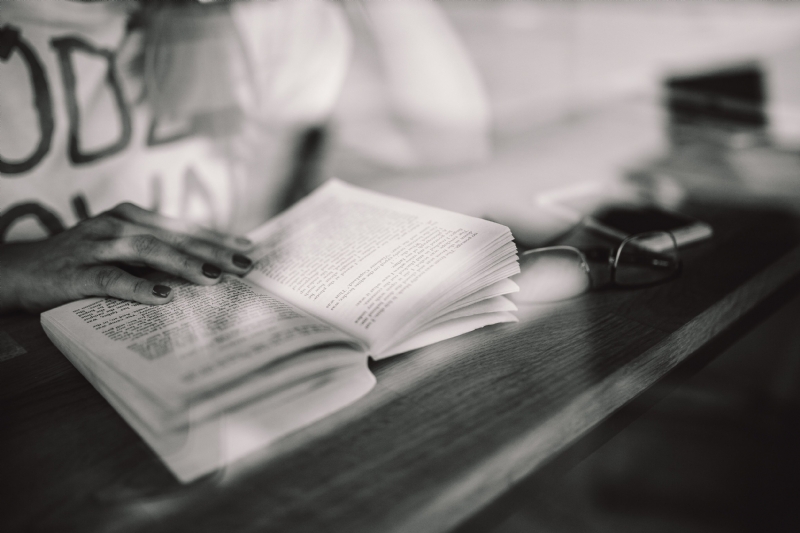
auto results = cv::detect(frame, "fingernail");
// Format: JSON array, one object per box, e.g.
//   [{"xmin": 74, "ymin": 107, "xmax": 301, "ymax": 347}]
[
  {"xmin": 153, "ymin": 285, "xmax": 172, "ymax": 298},
  {"xmin": 202, "ymin": 263, "xmax": 222, "ymax": 279},
  {"xmin": 232, "ymin": 254, "xmax": 252, "ymax": 269},
  {"xmin": 235, "ymin": 237, "xmax": 253, "ymax": 247}
]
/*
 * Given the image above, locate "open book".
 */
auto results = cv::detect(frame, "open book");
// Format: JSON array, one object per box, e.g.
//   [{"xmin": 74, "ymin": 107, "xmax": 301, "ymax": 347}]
[{"xmin": 41, "ymin": 180, "xmax": 520, "ymax": 482}]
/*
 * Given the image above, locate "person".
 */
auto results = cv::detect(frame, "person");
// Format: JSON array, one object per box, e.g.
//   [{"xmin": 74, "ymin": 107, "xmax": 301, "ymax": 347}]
[{"xmin": 0, "ymin": 0, "xmax": 491, "ymax": 313}]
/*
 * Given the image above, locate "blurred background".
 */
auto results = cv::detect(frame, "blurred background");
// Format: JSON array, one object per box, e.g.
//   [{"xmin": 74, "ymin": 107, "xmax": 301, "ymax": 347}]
[
  {"xmin": 334, "ymin": 1, "xmax": 800, "ymax": 154},
  {"xmin": 329, "ymin": 0, "xmax": 800, "ymax": 248}
]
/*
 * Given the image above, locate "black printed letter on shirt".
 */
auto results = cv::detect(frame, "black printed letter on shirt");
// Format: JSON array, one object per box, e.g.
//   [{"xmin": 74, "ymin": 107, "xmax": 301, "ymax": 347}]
[
  {"xmin": 0, "ymin": 202, "xmax": 65, "ymax": 242},
  {"xmin": 0, "ymin": 25, "xmax": 55, "ymax": 175},
  {"xmin": 51, "ymin": 37, "xmax": 132, "ymax": 165}
]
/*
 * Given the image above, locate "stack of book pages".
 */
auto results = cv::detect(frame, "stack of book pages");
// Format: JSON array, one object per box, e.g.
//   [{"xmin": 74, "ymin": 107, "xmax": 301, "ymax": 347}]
[{"xmin": 42, "ymin": 179, "xmax": 520, "ymax": 482}]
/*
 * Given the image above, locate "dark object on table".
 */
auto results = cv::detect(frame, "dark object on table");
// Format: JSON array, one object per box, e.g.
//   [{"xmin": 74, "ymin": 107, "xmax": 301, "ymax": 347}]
[
  {"xmin": 586, "ymin": 204, "xmax": 713, "ymax": 248},
  {"xmin": 666, "ymin": 64, "xmax": 767, "ymax": 128}
]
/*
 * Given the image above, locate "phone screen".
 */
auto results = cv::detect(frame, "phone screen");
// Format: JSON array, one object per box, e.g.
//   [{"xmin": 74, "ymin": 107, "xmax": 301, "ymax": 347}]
[{"xmin": 591, "ymin": 205, "xmax": 697, "ymax": 234}]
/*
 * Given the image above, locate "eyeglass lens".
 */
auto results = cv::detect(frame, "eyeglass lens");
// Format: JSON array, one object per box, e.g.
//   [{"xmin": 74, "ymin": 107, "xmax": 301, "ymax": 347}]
[
  {"xmin": 614, "ymin": 232, "xmax": 680, "ymax": 287},
  {"xmin": 515, "ymin": 248, "xmax": 591, "ymax": 303}
]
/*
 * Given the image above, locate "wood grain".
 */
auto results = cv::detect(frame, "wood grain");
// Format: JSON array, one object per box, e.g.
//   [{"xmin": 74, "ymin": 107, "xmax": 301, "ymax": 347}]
[{"xmin": 2, "ymin": 202, "xmax": 800, "ymax": 533}]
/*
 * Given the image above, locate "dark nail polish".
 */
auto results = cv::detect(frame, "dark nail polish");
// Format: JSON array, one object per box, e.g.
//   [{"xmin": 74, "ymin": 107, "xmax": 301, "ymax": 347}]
[
  {"xmin": 235, "ymin": 237, "xmax": 253, "ymax": 246},
  {"xmin": 232, "ymin": 254, "xmax": 252, "ymax": 269},
  {"xmin": 153, "ymin": 285, "xmax": 172, "ymax": 298},
  {"xmin": 202, "ymin": 263, "xmax": 222, "ymax": 279}
]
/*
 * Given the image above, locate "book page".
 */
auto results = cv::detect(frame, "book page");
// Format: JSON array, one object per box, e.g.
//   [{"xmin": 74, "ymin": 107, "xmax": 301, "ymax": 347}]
[
  {"xmin": 41, "ymin": 276, "xmax": 357, "ymax": 409},
  {"xmin": 61, "ymin": 332, "xmax": 375, "ymax": 483},
  {"xmin": 247, "ymin": 180, "xmax": 515, "ymax": 349},
  {"xmin": 377, "ymin": 312, "xmax": 518, "ymax": 359}
]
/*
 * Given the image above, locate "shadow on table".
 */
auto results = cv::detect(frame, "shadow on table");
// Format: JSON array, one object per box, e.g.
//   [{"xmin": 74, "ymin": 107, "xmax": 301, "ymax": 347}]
[{"xmin": 485, "ymin": 291, "xmax": 800, "ymax": 533}]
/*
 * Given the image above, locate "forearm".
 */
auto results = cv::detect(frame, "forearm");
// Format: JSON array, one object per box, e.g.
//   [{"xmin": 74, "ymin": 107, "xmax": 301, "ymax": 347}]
[{"xmin": 348, "ymin": 0, "xmax": 491, "ymax": 165}]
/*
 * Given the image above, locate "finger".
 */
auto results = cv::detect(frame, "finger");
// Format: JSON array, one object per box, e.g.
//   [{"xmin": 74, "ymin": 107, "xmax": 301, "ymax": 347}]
[
  {"xmin": 141, "ymin": 226, "xmax": 253, "ymax": 275},
  {"xmin": 81, "ymin": 266, "xmax": 176, "ymax": 305},
  {"xmin": 94, "ymin": 234, "xmax": 225, "ymax": 286},
  {"xmin": 113, "ymin": 222, "xmax": 253, "ymax": 275},
  {"xmin": 107, "ymin": 203, "xmax": 254, "ymax": 251},
  {"xmin": 75, "ymin": 214, "xmax": 126, "ymax": 239}
]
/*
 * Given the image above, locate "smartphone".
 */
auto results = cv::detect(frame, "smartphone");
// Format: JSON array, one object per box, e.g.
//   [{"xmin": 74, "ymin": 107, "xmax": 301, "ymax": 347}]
[{"xmin": 585, "ymin": 204, "xmax": 713, "ymax": 247}]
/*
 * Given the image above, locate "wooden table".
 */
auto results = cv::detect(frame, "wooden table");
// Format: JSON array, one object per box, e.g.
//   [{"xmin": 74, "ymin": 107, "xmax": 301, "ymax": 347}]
[{"xmin": 4, "ymin": 109, "xmax": 800, "ymax": 533}]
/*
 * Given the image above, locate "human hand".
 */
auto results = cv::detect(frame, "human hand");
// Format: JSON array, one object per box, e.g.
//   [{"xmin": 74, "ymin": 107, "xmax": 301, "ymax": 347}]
[{"xmin": 0, "ymin": 203, "xmax": 255, "ymax": 313}]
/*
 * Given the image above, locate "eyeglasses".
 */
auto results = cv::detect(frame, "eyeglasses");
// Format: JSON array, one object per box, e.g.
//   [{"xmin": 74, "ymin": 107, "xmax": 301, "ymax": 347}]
[{"xmin": 513, "ymin": 231, "xmax": 681, "ymax": 303}]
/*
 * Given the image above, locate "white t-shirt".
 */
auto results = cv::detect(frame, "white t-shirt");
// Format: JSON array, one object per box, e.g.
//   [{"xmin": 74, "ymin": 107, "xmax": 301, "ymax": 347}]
[{"xmin": 0, "ymin": 0, "xmax": 351, "ymax": 242}]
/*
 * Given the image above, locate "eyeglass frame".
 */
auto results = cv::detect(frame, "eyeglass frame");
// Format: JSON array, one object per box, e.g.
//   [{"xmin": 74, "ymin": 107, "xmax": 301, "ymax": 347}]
[{"xmin": 518, "ymin": 230, "xmax": 682, "ymax": 293}]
